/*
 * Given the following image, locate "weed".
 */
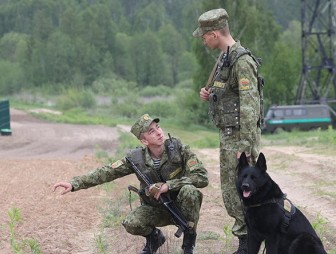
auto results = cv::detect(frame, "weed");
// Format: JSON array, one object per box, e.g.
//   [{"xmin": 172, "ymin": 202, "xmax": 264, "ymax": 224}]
[
  {"xmin": 312, "ymin": 212, "xmax": 328, "ymax": 235},
  {"xmin": 22, "ymin": 239, "xmax": 43, "ymax": 254},
  {"xmin": 223, "ymin": 225, "xmax": 234, "ymax": 250},
  {"xmin": 98, "ymin": 198, "xmax": 124, "ymax": 228},
  {"xmin": 7, "ymin": 207, "xmax": 42, "ymax": 254},
  {"xmin": 94, "ymin": 232, "xmax": 108, "ymax": 254},
  {"xmin": 8, "ymin": 207, "xmax": 21, "ymax": 252},
  {"xmin": 198, "ymin": 231, "xmax": 221, "ymax": 241}
]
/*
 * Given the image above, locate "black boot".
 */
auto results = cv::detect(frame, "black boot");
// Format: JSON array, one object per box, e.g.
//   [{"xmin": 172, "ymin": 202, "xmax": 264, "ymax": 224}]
[
  {"xmin": 139, "ymin": 228, "xmax": 166, "ymax": 254},
  {"xmin": 182, "ymin": 231, "xmax": 197, "ymax": 254},
  {"xmin": 233, "ymin": 236, "xmax": 248, "ymax": 254}
]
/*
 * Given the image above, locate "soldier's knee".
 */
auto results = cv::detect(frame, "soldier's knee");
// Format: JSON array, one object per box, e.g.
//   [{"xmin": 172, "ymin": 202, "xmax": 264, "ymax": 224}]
[
  {"xmin": 179, "ymin": 185, "xmax": 203, "ymax": 203},
  {"xmin": 122, "ymin": 218, "xmax": 150, "ymax": 236},
  {"xmin": 122, "ymin": 218, "xmax": 134, "ymax": 234},
  {"xmin": 181, "ymin": 185, "xmax": 201, "ymax": 195}
]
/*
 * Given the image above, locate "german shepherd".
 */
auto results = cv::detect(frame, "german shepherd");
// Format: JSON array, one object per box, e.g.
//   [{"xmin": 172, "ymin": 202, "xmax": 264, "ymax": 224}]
[{"xmin": 236, "ymin": 152, "xmax": 327, "ymax": 254}]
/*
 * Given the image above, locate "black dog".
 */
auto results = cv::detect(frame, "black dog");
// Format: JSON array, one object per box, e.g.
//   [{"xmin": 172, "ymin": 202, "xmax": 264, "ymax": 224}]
[{"xmin": 236, "ymin": 152, "xmax": 327, "ymax": 254}]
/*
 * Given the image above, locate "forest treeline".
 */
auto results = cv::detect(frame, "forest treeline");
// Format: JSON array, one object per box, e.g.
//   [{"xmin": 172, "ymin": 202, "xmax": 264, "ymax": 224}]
[{"xmin": 0, "ymin": 0, "xmax": 302, "ymax": 124}]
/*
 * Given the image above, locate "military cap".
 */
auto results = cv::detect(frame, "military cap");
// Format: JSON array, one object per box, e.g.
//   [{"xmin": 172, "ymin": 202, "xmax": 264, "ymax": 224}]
[
  {"xmin": 193, "ymin": 8, "xmax": 229, "ymax": 37},
  {"xmin": 131, "ymin": 114, "xmax": 160, "ymax": 139}
]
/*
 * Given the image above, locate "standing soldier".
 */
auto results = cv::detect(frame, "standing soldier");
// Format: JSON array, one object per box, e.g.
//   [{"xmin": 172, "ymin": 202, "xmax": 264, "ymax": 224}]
[
  {"xmin": 53, "ymin": 114, "xmax": 209, "ymax": 254},
  {"xmin": 193, "ymin": 8, "xmax": 263, "ymax": 254}
]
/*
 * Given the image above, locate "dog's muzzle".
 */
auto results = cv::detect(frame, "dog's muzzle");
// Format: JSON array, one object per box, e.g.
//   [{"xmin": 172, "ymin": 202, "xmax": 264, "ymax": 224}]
[{"xmin": 242, "ymin": 183, "xmax": 252, "ymax": 198}]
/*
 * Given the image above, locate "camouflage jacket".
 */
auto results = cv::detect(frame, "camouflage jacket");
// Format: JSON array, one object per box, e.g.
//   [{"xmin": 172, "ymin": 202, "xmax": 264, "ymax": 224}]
[
  {"xmin": 209, "ymin": 41, "xmax": 260, "ymax": 152},
  {"xmin": 70, "ymin": 138, "xmax": 208, "ymax": 193}
]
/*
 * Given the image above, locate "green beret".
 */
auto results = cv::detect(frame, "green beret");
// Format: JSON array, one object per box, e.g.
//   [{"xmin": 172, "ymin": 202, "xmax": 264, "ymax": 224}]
[
  {"xmin": 193, "ymin": 8, "xmax": 229, "ymax": 37},
  {"xmin": 131, "ymin": 114, "xmax": 160, "ymax": 139}
]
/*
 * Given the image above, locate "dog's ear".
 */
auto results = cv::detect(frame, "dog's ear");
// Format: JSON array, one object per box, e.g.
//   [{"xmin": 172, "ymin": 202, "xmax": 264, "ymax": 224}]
[
  {"xmin": 238, "ymin": 152, "xmax": 249, "ymax": 170},
  {"xmin": 256, "ymin": 152, "xmax": 267, "ymax": 172}
]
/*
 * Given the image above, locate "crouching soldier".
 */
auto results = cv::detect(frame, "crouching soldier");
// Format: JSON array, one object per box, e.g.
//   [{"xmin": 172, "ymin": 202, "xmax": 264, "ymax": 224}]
[{"xmin": 53, "ymin": 114, "xmax": 209, "ymax": 254}]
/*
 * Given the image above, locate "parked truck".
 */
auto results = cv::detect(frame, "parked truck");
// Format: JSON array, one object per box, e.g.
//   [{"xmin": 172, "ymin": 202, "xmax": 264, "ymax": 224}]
[{"xmin": 262, "ymin": 104, "xmax": 333, "ymax": 133}]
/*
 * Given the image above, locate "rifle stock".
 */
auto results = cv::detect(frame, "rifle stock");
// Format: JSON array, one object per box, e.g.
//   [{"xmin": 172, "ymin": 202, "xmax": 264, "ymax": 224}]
[{"xmin": 125, "ymin": 157, "xmax": 191, "ymax": 237}]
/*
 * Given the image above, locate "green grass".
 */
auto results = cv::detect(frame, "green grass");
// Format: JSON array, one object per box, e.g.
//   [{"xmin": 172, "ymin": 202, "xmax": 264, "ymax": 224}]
[
  {"xmin": 311, "ymin": 213, "xmax": 329, "ymax": 235},
  {"xmin": 9, "ymin": 98, "xmax": 336, "ymax": 155},
  {"xmin": 262, "ymin": 126, "xmax": 336, "ymax": 152},
  {"xmin": 12, "ymin": 98, "xmax": 336, "ymax": 152},
  {"xmin": 159, "ymin": 121, "xmax": 219, "ymax": 149},
  {"xmin": 31, "ymin": 108, "xmax": 129, "ymax": 127}
]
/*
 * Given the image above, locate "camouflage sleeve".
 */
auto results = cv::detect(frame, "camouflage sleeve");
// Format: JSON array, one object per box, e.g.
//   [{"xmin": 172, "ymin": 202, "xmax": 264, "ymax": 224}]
[
  {"xmin": 166, "ymin": 142, "xmax": 208, "ymax": 191},
  {"xmin": 233, "ymin": 55, "xmax": 260, "ymax": 153},
  {"xmin": 70, "ymin": 158, "xmax": 133, "ymax": 191}
]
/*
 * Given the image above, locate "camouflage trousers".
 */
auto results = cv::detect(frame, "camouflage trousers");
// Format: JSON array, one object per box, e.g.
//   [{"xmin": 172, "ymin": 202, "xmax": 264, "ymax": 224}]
[
  {"xmin": 122, "ymin": 185, "xmax": 203, "ymax": 236},
  {"xmin": 219, "ymin": 127, "xmax": 260, "ymax": 237}
]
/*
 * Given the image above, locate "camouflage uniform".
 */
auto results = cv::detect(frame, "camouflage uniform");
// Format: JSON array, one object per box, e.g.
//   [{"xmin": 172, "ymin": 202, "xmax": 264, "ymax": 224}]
[
  {"xmin": 70, "ymin": 115, "xmax": 208, "ymax": 237},
  {"xmin": 193, "ymin": 9, "xmax": 261, "ymax": 238},
  {"xmin": 214, "ymin": 41, "xmax": 261, "ymax": 237}
]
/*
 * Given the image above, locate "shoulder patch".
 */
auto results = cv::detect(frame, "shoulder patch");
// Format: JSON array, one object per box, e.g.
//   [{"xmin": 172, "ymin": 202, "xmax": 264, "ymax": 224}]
[
  {"xmin": 187, "ymin": 159, "xmax": 199, "ymax": 169},
  {"xmin": 111, "ymin": 160, "xmax": 124, "ymax": 169},
  {"xmin": 239, "ymin": 78, "xmax": 252, "ymax": 91}
]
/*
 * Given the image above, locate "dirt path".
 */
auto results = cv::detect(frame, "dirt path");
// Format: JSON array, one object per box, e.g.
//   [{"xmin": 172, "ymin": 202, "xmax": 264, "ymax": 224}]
[{"xmin": 0, "ymin": 109, "xmax": 335, "ymax": 253}]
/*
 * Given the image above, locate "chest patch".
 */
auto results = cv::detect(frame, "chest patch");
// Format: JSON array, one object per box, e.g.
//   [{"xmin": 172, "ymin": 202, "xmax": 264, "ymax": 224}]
[
  {"xmin": 213, "ymin": 81, "xmax": 225, "ymax": 88},
  {"xmin": 169, "ymin": 167, "xmax": 183, "ymax": 179}
]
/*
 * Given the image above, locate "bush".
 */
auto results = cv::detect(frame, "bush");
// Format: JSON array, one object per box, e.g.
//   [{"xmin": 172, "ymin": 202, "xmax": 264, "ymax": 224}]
[
  {"xmin": 80, "ymin": 90, "xmax": 96, "ymax": 109},
  {"xmin": 0, "ymin": 60, "xmax": 25, "ymax": 94},
  {"xmin": 140, "ymin": 100, "xmax": 178, "ymax": 118},
  {"xmin": 138, "ymin": 85, "xmax": 173, "ymax": 97},
  {"xmin": 57, "ymin": 88, "xmax": 96, "ymax": 110},
  {"xmin": 92, "ymin": 77, "xmax": 138, "ymax": 95}
]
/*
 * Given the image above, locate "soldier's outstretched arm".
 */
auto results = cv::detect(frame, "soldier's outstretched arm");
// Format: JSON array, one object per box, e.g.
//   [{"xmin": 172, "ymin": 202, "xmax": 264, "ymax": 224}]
[{"xmin": 52, "ymin": 182, "xmax": 73, "ymax": 195}]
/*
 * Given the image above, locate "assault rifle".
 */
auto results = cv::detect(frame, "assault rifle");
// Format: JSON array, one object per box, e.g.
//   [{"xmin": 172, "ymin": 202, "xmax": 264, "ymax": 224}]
[{"xmin": 125, "ymin": 157, "xmax": 192, "ymax": 238}]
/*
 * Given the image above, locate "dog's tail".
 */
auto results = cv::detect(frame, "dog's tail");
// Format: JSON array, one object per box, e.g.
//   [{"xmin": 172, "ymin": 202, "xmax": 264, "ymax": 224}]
[{"xmin": 289, "ymin": 233, "xmax": 327, "ymax": 254}]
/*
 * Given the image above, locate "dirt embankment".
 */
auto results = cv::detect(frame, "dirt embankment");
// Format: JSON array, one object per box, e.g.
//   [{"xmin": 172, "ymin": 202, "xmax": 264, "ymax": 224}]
[{"xmin": 0, "ymin": 109, "xmax": 335, "ymax": 253}]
